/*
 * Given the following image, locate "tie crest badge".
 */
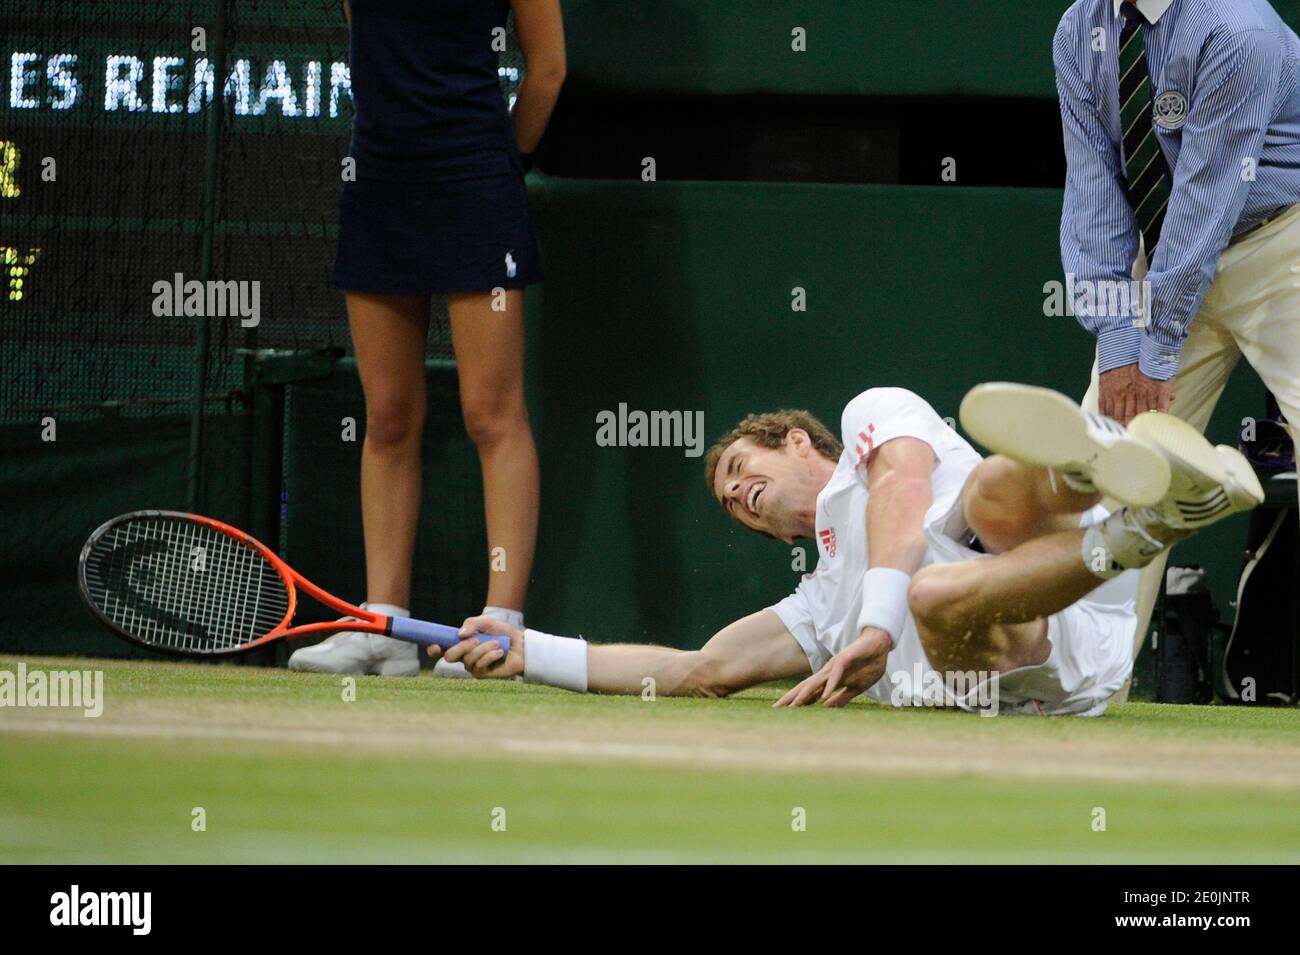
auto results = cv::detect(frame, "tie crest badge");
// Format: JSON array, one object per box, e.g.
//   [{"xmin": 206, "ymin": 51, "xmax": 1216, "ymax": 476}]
[{"xmin": 1153, "ymin": 90, "xmax": 1188, "ymax": 131}]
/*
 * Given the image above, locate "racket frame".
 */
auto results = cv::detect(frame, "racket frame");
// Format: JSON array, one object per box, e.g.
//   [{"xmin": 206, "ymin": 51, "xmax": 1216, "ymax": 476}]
[{"xmin": 78, "ymin": 510, "xmax": 488, "ymax": 658}]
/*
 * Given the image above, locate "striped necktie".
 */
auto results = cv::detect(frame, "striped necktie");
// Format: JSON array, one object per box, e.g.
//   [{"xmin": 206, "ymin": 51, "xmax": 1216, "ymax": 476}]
[{"xmin": 1118, "ymin": 2, "xmax": 1171, "ymax": 258}]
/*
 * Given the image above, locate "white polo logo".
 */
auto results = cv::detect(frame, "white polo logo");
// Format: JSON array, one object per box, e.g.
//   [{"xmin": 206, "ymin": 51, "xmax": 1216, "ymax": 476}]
[{"xmin": 1153, "ymin": 90, "xmax": 1187, "ymax": 130}]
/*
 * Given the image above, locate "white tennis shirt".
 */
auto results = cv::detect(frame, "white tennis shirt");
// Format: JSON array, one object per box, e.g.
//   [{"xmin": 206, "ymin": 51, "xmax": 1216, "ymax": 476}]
[{"xmin": 769, "ymin": 387, "xmax": 985, "ymax": 705}]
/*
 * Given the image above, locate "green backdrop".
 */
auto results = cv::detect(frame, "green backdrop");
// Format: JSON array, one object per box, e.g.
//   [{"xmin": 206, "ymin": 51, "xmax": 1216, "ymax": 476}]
[{"xmin": 562, "ymin": 0, "xmax": 1300, "ymax": 98}]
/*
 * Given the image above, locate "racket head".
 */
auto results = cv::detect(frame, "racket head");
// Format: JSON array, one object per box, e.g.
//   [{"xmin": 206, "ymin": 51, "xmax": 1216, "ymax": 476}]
[{"xmin": 78, "ymin": 510, "xmax": 297, "ymax": 657}]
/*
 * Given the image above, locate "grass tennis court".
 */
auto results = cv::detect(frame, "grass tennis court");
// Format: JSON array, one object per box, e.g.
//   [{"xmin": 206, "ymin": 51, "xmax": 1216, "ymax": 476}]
[{"xmin": 2, "ymin": 656, "xmax": 1298, "ymax": 864}]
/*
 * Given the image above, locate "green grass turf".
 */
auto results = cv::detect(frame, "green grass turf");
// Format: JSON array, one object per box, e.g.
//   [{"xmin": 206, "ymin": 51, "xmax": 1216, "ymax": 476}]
[{"xmin": 2, "ymin": 656, "xmax": 1299, "ymax": 863}]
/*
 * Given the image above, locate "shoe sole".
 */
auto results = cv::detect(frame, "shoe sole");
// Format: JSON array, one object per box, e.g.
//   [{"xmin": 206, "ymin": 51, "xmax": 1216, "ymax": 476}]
[
  {"xmin": 289, "ymin": 657, "xmax": 417, "ymax": 676},
  {"xmin": 371, "ymin": 660, "xmax": 420, "ymax": 677},
  {"xmin": 959, "ymin": 383, "xmax": 1171, "ymax": 507},
  {"xmin": 1127, "ymin": 412, "xmax": 1265, "ymax": 514},
  {"xmin": 287, "ymin": 656, "xmax": 364, "ymax": 674}
]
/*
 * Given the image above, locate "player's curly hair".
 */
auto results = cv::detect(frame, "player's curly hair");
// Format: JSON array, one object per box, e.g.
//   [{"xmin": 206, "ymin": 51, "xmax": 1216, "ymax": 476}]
[{"xmin": 703, "ymin": 410, "xmax": 843, "ymax": 493}]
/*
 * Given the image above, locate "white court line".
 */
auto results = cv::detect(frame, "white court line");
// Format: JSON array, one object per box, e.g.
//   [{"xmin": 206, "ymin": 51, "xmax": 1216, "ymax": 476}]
[{"xmin": 3, "ymin": 716, "xmax": 1299, "ymax": 790}]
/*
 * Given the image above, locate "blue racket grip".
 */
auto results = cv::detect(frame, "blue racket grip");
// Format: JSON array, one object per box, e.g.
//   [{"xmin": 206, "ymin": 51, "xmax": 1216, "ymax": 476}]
[{"xmin": 387, "ymin": 617, "xmax": 511, "ymax": 654}]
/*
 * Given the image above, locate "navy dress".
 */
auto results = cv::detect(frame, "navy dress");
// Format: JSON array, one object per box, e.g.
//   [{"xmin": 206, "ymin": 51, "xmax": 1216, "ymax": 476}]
[{"xmin": 334, "ymin": 0, "xmax": 544, "ymax": 294}]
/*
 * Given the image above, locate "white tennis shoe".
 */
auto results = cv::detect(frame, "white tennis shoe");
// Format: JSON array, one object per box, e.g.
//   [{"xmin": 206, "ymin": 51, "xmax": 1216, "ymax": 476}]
[
  {"xmin": 1125, "ymin": 410, "xmax": 1265, "ymax": 541},
  {"xmin": 959, "ymin": 382, "xmax": 1172, "ymax": 507},
  {"xmin": 287, "ymin": 621, "xmax": 419, "ymax": 677}
]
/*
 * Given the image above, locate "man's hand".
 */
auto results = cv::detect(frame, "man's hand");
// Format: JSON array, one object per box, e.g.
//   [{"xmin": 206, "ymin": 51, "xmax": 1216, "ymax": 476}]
[
  {"xmin": 774, "ymin": 627, "xmax": 892, "ymax": 708},
  {"xmin": 1098, "ymin": 363, "xmax": 1174, "ymax": 424},
  {"xmin": 426, "ymin": 615, "xmax": 524, "ymax": 679}
]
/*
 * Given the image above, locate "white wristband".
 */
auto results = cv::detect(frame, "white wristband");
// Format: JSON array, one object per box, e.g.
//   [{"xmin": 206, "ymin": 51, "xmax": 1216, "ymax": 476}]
[
  {"xmin": 522, "ymin": 629, "xmax": 588, "ymax": 693},
  {"xmin": 856, "ymin": 567, "xmax": 912, "ymax": 649}
]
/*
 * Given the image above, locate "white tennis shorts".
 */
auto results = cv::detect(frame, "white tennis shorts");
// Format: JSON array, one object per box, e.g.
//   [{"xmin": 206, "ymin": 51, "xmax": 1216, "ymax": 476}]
[{"xmin": 921, "ymin": 508, "xmax": 1138, "ymax": 717}]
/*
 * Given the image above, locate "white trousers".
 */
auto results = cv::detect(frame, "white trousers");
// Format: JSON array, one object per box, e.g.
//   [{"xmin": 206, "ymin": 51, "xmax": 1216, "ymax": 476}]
[{"xmin": 1082, "ymin": 202, "xmax": 1300, "ymax": 698}]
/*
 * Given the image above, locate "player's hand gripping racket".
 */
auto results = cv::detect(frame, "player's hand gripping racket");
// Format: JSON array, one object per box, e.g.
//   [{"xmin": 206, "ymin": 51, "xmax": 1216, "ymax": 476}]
[{"xmin": 78, "ymin": 510, "xmax": 509, "ymax": 658}]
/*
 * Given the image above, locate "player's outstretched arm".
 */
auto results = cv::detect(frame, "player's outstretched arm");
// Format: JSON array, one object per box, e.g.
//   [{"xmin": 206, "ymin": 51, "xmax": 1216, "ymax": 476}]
[{"xmin": 432, "ymin": 610, "xmax": 810, "ymax": 698}]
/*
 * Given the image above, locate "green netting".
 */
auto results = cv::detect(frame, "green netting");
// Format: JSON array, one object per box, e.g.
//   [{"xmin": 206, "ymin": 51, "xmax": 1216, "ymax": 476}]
[
  {"xmin": 0, "ymin": 413, "xmax": 251, "ymax": 658},
  {"xmin": 0, "ymin": 2, "xmax": 522, "ymax": 656},
  {"xmin": 1, "ymin": 1, "xmax": 526, "ymax": 424}
]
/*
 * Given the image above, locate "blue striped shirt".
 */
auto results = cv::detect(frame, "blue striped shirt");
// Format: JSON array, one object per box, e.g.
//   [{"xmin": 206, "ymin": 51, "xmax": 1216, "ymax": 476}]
[{"xmin": 1055, "ymin": 0, "xmax": 1300, "ymax": 379}]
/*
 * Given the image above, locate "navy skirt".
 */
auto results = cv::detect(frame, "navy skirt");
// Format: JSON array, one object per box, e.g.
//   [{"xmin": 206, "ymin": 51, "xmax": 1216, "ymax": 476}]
[{"xmin": 333, "ymin": 171, "xmax": 543, "ymax": 295}]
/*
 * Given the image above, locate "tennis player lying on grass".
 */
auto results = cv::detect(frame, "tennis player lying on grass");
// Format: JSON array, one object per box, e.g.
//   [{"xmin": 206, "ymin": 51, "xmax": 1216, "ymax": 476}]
[{"xmin": 431, "ymin": 383, "xmax": 1263, "ymax": 715}]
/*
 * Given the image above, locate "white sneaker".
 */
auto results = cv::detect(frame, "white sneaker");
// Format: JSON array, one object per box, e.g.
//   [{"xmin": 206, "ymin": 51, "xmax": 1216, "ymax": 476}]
[
  {"xmin": 1126, "ymin": 411, "xmax": 1264, "ymax": 540},
  {"xmin": 287, "ymin": 619, "xmax": 419, "ymax": 677},
  {"xmin": 959, "ymin": 382, "xmax": 1172, "ymax": 507}
]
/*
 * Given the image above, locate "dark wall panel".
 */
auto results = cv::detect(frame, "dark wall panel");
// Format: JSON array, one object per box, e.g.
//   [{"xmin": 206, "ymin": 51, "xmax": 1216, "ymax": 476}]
[{"xmin": 562, "ymin": 1, "xmax": 1300, "ymax": 99}]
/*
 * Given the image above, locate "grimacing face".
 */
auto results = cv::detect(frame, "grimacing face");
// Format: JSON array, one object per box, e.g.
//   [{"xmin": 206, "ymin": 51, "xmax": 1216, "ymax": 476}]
[{"xmin": 711, "ymin": 430, "xmax": 823, "ymax": 543}]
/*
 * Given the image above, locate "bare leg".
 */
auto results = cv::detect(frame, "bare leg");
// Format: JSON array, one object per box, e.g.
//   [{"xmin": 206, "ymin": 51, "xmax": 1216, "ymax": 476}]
[
  {"xmin": 448, "ymin": 288, "xmax": 538, "ymax": 613},
  {"xmin": 962, "ymin": 455, "xmax": 1100, "ymax": 554},
  {"xmin": 909, "ymin": 528, "xmax": 1103, "ymax": 674},
  {"xmin": 932, "ymin": 380, "xmax": 1261, "ymax": 682},
  {"xmin": 916, "ymin": 453, "xmax": 1108, "ymax": 674},
  {"xmin": 348, "ymin": 291, "xmax": 431, "ymax": 609}
]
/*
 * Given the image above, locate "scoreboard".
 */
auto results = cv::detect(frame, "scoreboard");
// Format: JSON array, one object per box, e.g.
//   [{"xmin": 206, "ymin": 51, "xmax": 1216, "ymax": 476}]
[{"xmin": 1, "ymin": 1, "xmax": 521, "ymax": 422}]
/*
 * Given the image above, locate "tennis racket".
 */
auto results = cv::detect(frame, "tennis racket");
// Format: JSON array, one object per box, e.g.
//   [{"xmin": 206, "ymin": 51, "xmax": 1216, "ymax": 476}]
[{"xmin": 78, "ymin": 510, "xmax": 509, "ymax": 659}]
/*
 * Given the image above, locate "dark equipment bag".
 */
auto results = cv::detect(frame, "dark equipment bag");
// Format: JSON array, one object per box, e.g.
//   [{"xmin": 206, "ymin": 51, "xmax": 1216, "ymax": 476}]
[
  {"xmin": 1221, "ymin": 392, "xmax": 1299, "ymax": 705},
  {"xmin": 1221, "ymin": 507, "xmax": 1300, "ymax": 705},
  {"xmin": 1156, "ymin": 566, "xmax": 1218, "ymax": 704}
]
